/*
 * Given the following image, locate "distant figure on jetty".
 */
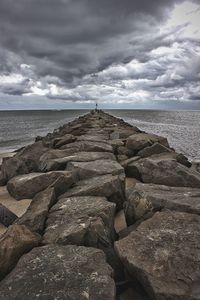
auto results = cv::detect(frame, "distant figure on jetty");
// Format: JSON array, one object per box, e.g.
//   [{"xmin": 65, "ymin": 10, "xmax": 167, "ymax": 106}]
[{"xmin": 95, "ymin": 102, "xmax": 98, "ymax": 112}]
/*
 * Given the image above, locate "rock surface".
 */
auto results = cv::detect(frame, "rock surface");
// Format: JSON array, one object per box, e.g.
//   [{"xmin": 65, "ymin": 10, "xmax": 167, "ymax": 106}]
[
  {"xmin": 0, "ymin": 225, "xmax": 40, "ymax": 280},
  {"xmin": 125, "ymin": 183, "xmax": 200, "ymax": 224},
  {"xmin": 7, "ymin": 171, "xmax": 74, "ymax": 200},
  {"xmin": 126, "ymin": 133, "xmax": 169, "ymax": 154},
  {"xmin": 40, "ymin": 151, "xmax": 116, "ymax": 171},
  {"xmin": 126, "ymin": 154, "xmax": 200, "ymax": 187},
  {"xmin": 43, "ymin": 196, "xmax": 115, "ymax": 247},
  {"xmin": 0, "ymin": 204, "xmax": 18, "ymax": 227},
  {"xmin": 67, "ymin": 159, "xmax": 124, "ymax": 180},
  {"xmin": 15, "ymin": 188, "xmax": 56, "ymax": 234},
  {"xmin": 59, "ymin": 174, "xmax": 125, "ymax": 209},
  {"xmin": 115, "ymin": 211, "xmax": 200, "ymax": 300},
  {"xmin": 0, "ymin": 244, "xmax": 116, "ymax": 300}
]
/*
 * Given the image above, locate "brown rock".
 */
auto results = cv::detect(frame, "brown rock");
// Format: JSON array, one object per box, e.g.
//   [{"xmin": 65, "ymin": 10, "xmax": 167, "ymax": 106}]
[
  {"xmin": 15, "ymin": 188, "xmax": 56, "ymax": 234},
  {"xmin": 67, "ymin": 159, "xmax": 124, "ymax": 180},
  {"xmin": 126, "ymin": 133, "xmax": 169, "ymax": 154},
  {"xmin": 7, "ymin": 171, "xmax": 74, "ymax": 200},
  {"xmin": 115, "ymin": 211, "xmax": 200, "ymax": 300},
  {"xmin": 0, "ymin": 245, "xmax": 115, "ymax": 300},
  {"xmin": 0, "ymin": 224, "xmax": 40, "ymax": 280},
  {"xmin": 59, "ymin": 174, "xmax": 125, "ymax": 210},
  {"xmin": 0, "ymin": 204, "xmax": 17, "ymax": 227}
]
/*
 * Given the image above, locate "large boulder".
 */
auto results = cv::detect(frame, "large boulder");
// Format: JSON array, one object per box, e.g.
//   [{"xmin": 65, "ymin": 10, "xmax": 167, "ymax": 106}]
[
  {"xmin": 0, "ymin": 142, "xmax": 48, "ymax": 184},
  {"xmin": 59, "ymin": 174, "xmax": 125, "ymax": 210},
  {"xmin": 53, "ymin": 134, "xmax": 76, "ymax": 148},
  {"xmin": 137, "ymin": 142, "xmax": 171, "ymax": 158},
  {"xmin": 60, "ymin": 140, "xmax": 113, "ymax": 153},
  {"xmin": 40, "ymin": 151, "xmax": 116, "ymax": 172},
  {"xmin": 77, "ymin": 134, "xmax": 109, "ymax": 142},
  {"xmin": 0, "ymin": 225, "xmax": 40, "ymax": 280},
  {"xmin": 126, "ymin": 155, "xmax": 200, "ymax": 187},
  {"xmin": 126, "ymin": 133, "xmax": 169, "ymax": 154},
  {"xmin": 67, "ymin": 159, "xmax": 124, "ymax": 180},
  {"xmin": 43, "ymin": 196, "xmax": 115, "ymax": 247},
  {"xmin": 110, "ymin": 128, "xmax": 140, "ymax": 140},
  {"xmin": 0, "ymin": 204, "xmax": 18, "ymax": 227},
  {"xmin": 15, "ymin": 188, "xmax": 56, "ymax": 234},
  {"xmin": 115, "ymin": 211, "xmax": 200, "ymax": 300},
  {"xmin": 7, "ymin": 171, "xmax": 74, "ymax": 200},
  {"xmin": 125, "ymin": 183, "xmax": 200, "ymax": 225},
  {"xmin": 0, "ymin": 245, "xmax": 115, "ymax": 300}
]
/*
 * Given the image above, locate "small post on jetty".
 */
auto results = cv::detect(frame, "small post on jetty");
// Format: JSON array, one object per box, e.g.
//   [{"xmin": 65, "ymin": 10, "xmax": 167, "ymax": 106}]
[{"xmin": 95, "ymin": 101, "xmax": 98, "ymax": 112}]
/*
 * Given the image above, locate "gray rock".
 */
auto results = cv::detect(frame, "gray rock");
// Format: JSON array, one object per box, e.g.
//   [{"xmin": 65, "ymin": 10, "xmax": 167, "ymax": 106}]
[
  {"xmin": 15, "ymin": 188, "xmax": 56, "ymax": 234},
  {"xmin": 0, "ymin": 142, "xmax": 48, "ymax": 184},
  {"xmin": 125, "ymin": 183, "xmax": 200, "ymax": 225},
  {"xmin": 59, "ymin": 174, "xmax": 125, "ymax": 210},
  {"xmin": 115, "ymin": 211, "xmax": 200, "ymax": 300},
  {"xmin": 110, "ymin": 128, "xmax": 140, "ymax": 140},
  {"xmin": 126, "ymin": 133, "xmax": 169, "ymax": 154},
  {"xmin": 77, "ymin": 134, "xmax": 109, "ymax": 142},
  {"xmin": 53, "ymin": 134, "xmax": 76, "ymax": 148},
  {"xmin": 137, "ymin": 142, "xmax": 171, "ymax": 158},
  {"xmin": 0, "ymin": 244, "xmax": 115, "ymax": 300},
  {"xmin": 7, "ymin": 171, "xmax": 74, "ymax": 200},
  {"xmin": 0, "ymin": 225, "xmax": 40, "ymax": 280},
  {"xmin": 0, "ymin": 204, "xmax": 18, "ymax": 227},
  {"xmin": 67, "ymin": 159, "xmax": 124, "ymax": 180},
  {"xmin": 126, "ymin": 155, "xmax": 200, "ymax": 187},
  {"xmin": 60, "ymin": 140, "xmax": 113, "ymax": 153},
  {"xmin": 43, "ymin": 196, "xmax": 115, "ymax": 247},
  {"xmin": 40, "ymin": 151, "xmax": 116, "ymax": 172}
]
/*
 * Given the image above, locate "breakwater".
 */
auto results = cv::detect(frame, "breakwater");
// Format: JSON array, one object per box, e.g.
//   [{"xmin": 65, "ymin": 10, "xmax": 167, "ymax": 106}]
[{"xmin": 0, "ymin": 110, "xmax": 200, "ymax": 300}]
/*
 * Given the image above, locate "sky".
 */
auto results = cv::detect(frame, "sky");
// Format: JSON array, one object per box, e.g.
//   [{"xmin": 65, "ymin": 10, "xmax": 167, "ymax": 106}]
[{"xmin": 0, "ymin": 0, "xmax": 200, "ymax": 110}]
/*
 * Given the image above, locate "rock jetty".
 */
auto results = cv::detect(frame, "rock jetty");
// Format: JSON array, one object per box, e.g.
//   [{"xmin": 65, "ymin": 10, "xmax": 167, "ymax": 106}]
[{"xmin": 0, "ymin": 110, "xmax": 200, "ymax": 300}]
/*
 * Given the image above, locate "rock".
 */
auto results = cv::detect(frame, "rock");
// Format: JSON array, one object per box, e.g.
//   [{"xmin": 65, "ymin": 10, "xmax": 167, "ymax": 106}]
[
  {"xmin": 125, "ymin": 177, "xmax": 141, "ymax": 189},
  {"xmin": 126, "ymin": 155, "xmax": 200, "ymax": 187},
  {"xmin": 67, "ymin": 159, "xmax": 124, "ymax": 180},
  {"xmin": 53, "ymin": 134, "xmax": 76, "ymax": 148},
  {"xmin": 0, "ymin": 225, "xmax": 40, "ymax": 280},
  {"xmin": 59, "ymin": 174, "xmax": 125, "ymax": 210},
  {"xmin": 114, "ymin": 210, "xmax": 127, "ymax": 234},
  {"xmin": 110, "ymin": 128, "xmax": 140, "ymax": 140},
  {"xmin": 137, "ymin": 142, "xmax": 171, "ymax": 158},
  {"xmin": 126, "ymin": 133, "xmax": 169, "ymax": 154},
  {"xmin": 77, "ymin": 134, "xmax": 109, "ymax": 142},
  {"xmin": 40, "ymin": 151, "xmax": 116, "ymax": 172},
  {"xmin": 0, "ymin": 244, "xmax": 115, "ymax": 300},
  {"xmin": 0, "ymin": 186, "xmax": 31, "ymax": 218},
  {"xmin": 43, "ymin": 196, "xmax": 115, "ymax": 247},
  {"xmin": 15, "ymin": 188, "xmax": 56, "ymax": 234},
  {"xmin": 0, "ymin": 142, "xmax": 48, "ymax": 184},
  {"xmin": 0, "ymin": 204, "xmax": 18, "ymax": 227},
  {"xmin": 7, "ymin": 171, "xmax": 74, "ymax": 200},
  {"xmin": 115, "ymin": 211, "xmax": 200, "ymax": 300},
  {"xmin": 60, "ymin": 140, "xmax": 113, "ymax": 153},
  {"xmin": 125, "ymin": 183, "xmax": 200, "ymax": 225}
]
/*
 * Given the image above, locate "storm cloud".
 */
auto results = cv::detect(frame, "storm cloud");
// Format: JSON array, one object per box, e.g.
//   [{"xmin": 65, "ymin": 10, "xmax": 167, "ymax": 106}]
[{"xmin": 0, "ymin": 0, "xmax": 199, "ymax": 107}]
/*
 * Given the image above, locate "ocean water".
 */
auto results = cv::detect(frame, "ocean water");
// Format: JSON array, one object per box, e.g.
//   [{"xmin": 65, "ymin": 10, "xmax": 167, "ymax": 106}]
[
  {"xmin": 0, "ymin": 110, "xmax": 89, "ymax": 153},
  {"xmin": 0, "ymin": 109, "xmax": 199, "ymax": 162},
  {"xmin": 106, "ymin": 109, "xmax": 200, "ymax": 162}
]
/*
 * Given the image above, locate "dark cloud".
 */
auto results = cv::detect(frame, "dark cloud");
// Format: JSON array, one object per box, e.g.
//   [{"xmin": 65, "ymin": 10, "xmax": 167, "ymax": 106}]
[{"xmin": 0, "ymin": 0, "xmax": 199, "ymax": 105}]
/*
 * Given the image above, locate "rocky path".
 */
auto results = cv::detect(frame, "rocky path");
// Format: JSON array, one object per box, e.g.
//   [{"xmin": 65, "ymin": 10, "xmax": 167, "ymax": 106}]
[{"xmin": 0, "ymin": 110, "xmax": 200, "ymax": 300}]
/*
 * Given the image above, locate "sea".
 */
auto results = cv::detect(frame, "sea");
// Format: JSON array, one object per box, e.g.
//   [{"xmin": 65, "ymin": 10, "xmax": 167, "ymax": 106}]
[{"xmin": 0, "ymin": 109, "xmax": 200, "ymax": 162}]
